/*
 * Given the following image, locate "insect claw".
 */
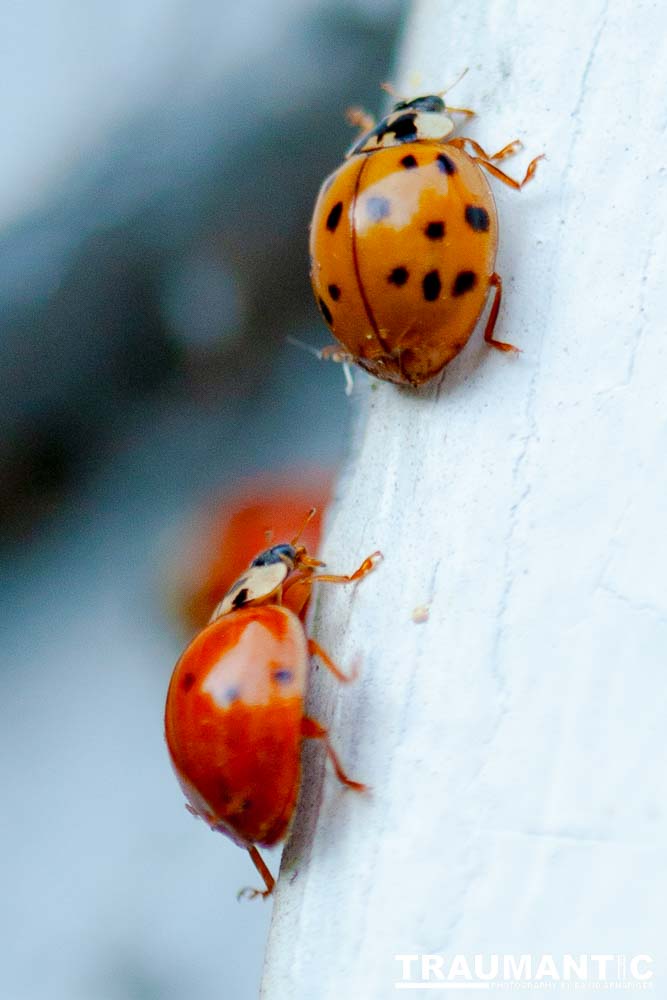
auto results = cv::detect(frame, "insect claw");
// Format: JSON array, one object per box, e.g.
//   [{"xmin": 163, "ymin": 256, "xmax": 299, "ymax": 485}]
[
  {"xmin": 237, "ymin": 875, "xmax": 274, "ymax": 902},
  {"xmin": 237, "ymin": 885, "xmax": 270, "ymax": 902}
]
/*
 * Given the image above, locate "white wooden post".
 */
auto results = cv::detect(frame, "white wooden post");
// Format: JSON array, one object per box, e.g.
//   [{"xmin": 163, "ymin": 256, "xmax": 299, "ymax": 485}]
[{"xmin": 262, "ymin": 1, "xmax": 667, "ymax": 995}]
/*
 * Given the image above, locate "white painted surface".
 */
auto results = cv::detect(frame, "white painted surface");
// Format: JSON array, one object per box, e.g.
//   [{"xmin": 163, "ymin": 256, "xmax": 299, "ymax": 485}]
[{"xmin": 262, "ymin": 0, "xmax": 667, "ymax": 995}]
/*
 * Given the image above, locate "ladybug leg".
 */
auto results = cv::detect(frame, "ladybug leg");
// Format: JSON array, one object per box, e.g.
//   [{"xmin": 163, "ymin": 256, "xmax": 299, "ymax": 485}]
[
  {"xmin": 345, "ymin": 106, "xmax": 375, "ymax": 132},
  {"xmin": 308, "ymin": 637, "xmax": 358, "ymax": 683},
  {"xmin": 287, "ymin": 335, "xmax": 352, "ymax": 363},
  {"xmin": 301, "ymin": 716, "xmax": 367, "ymax": 791},
  {"xmin": 237, "ymin": 846, "xmax": 275, "ymax": 901},
  {"xmin": 447, "ymin": 105, "xmax": 476, "ymax": 119},
  {"xmin": 451, "ymin": 136, "xmax": 522, "ymax": 162},
  {"xmin": 490, "ymin": 139, "xmax": 524, "ymax": 161},
  {"xmin": 286, "ymin": 337, "xmax": 355, "ymax": 395},
  {"xmin": 319, "ymin": 344, "xmax": 353, "ymax": 362},
  {"xmin": 318, "ymin": 346, "xmax": 355, "ymax": 396},
  {"xmin": 473, "ymin": 152, "xmax": 544, "ymax": 190},
  {"xmin": 309, "ymin": 550, "xmax": 382, "ymax": 587},
  {"xmin": 282, "ymin": 574, "xmax": 313, "ymax": 619},
  {"xmin": 484, "ymin": 273, "xmax": 520, "ymax": 354}
]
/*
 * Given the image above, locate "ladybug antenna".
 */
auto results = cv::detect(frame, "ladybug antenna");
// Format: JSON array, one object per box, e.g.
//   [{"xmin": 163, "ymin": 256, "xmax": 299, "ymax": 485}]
[
  {"xmin": 291, "ymin": 508, "xmax": 326, "ymax": 568},
  {"xmin": 264, "ymin": 527, "xmax": 274, "ymax": 546},
  {"xmin": 291, "ymin": 508, "xmax": 317, "ymax": 548},
  {"xmin": 286, "ymin": 334, "xmax": 327, "ymax": 360},
  {"xmin": 437, "ymin": 66, "xmax": 469, "ymax": 98}
]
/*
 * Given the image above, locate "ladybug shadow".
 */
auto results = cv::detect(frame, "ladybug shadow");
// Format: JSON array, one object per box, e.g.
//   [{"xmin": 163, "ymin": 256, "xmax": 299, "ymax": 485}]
[
  {"xmin": 278, "ymin": 655, "xmax": 378, "ymax": 892},
  {"xmin": 392, "ymin": 327, "xmax": 520, "ymax": 406},
  {"xmin": 277, "ymin": 737, "xmax": 327, "ymax": 889}
]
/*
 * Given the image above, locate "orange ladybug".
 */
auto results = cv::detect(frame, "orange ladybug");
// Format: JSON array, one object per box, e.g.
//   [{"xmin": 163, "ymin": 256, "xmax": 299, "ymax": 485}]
[
  {"xmin": 171, "ymin": 469, "xmax": 333, "ymax": 632},
  {"xmin": 309, "ymin": 92, "xmax": 543, "ymax": 386},
  {"xmin": 164, "ymin": 512, "xmax": 380, "ymax": 898}
]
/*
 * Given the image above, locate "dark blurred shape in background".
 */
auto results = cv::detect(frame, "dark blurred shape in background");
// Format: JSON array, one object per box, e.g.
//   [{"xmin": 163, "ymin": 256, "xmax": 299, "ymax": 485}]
[
  {"xmin": 1, "ymin": 1, "xmax": 402, "ymax": 539},
  {"xmin": 0, "ymin": 3, "xmax": 403, "ymax": 999}
]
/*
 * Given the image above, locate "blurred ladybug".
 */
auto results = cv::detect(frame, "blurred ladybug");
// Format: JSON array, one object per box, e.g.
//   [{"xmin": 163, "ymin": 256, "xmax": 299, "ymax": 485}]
[
  {"xmin": 170, "ymin": 469, "xmax": 333, "ymax": 632},
  {"xmin": 310, "ymin": 88, "xmax": 543, "ymax": 386},
  {"xmin": 164, "ymin": 511, "xmax": 380, "ymax": 898}
]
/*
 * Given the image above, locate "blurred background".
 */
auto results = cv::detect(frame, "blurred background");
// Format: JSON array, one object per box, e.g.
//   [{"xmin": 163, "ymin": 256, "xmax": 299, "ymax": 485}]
[{"xmin": 0, "ymin": 2, "xmax": 403, "ymax": 997}]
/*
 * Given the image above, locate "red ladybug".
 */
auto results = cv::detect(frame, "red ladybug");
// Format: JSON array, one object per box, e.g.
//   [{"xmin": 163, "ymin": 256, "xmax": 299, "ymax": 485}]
[{"xmin": 164, "ymin": 512, "xmax": 380, "ymax": 898}]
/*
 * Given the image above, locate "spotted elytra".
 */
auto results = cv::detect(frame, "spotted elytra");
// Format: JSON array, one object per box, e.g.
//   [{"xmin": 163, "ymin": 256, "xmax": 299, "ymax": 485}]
[{"xmin": 309, "ymin": 91, "xmax": 543, "ymax": 386}]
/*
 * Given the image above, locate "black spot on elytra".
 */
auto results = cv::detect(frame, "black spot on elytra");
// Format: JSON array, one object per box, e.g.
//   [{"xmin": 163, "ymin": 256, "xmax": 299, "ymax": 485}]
[
  {"xmin": 326, "ymin": 201, "xmax": 343, "ymax": 232},
  {"xmin": 465, "ymin": 205, "xmax": 490, "ymax": 232},
  {"xmin": 225, "ymin": 686, "xmax": 240, "ymax": 704},
  {"xmin": 425, "ymin": 221, "xmax": 445, "ymax": 240},
  {"xmin": 273, "ymin": 668, "xmax": 293, "ymax": 684},
  {"xmin": 181, "ymin": 672, "xmax": 196, "ymax": 693},
  {"xmin": 319, "ymin": 298, "xmax": 333, "ymax": 326},
  {"xmin": 436, "ymin": 153, "xmax": 457, "ymax": 175},
  {"xmin": 366, "ymin": 196, "xmax": 391, "ymax": 222},
  {"xmin": 400, "ymin": 154, "xmax": 418, "ymax": 169},
  {"xmin": 452, "ymin": 270, "xmax": 477, "ymax": 296},
  {"xmin": 232, "ymin": 587, "xmax": 249, "ymax": 609},
  {"xmin": 328, "ymin": 283, "xmax": 341, "ymax": 301},
  {"xmin": 422, "ymin": 270, "xmax": 441, "ymax": 301},
  {"xmin": 388, "ymin": 266, "xmax": 409, "ymax": 286},
  {"xmin": 241, "ymin": 798, "xmax": 253, "ymax": 811}
]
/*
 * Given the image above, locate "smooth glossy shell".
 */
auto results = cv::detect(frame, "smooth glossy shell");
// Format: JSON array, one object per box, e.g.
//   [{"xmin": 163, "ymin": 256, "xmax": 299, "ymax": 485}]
[
  {"xmin": 164, "ymin": 604, "xmax": 308, "ymax": 848},
  {"xmin": 310, "ymin": 142, "xmax": 498, "ymax": 385}
]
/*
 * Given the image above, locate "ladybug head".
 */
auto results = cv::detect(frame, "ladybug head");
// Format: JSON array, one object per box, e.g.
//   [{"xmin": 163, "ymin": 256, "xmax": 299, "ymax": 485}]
[
  {"xmin": 208, "ymin": 512, "xmax": 325, "ymax": 622},
  {"xmin": 249, "ymin": 509, "xmax": 324, "ymax": 574},
  {"xmin": 251, "ymin": 520, "xmax": 325, "ymax": 573},
  {"xmin": 251, "ymin": 543, "xmax": 297, "ymax": 570},
  {"xmin": 211, "ymin": 544, "xmax": 299, "ymax": 619},
  {"xmin": 290, "ymin": 508, "xmax": 326, "ymax": 571},
  {"xmin": 347, "ymin": 94, "xmax": 455, "ymax": 157},
  {"xmin": 392, "ymin": 94, "xmax": 446, "ymax": 114}
]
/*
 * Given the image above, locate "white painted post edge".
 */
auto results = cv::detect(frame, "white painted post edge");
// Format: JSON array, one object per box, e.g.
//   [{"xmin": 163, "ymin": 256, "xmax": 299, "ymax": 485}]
[{"xmin": 261, "ymin": 2, "xmax": 667, "ymax": 996}]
